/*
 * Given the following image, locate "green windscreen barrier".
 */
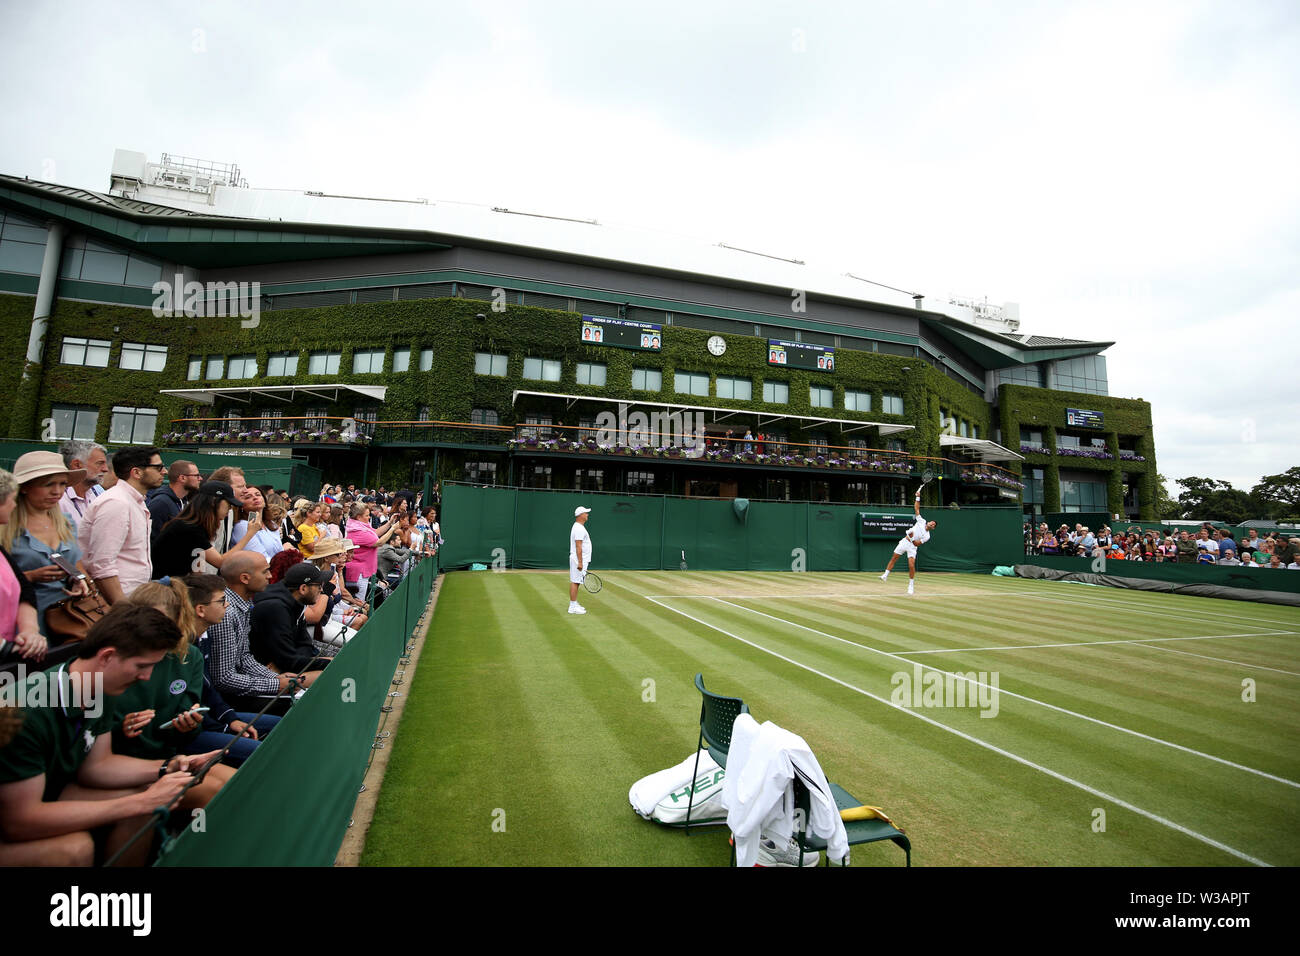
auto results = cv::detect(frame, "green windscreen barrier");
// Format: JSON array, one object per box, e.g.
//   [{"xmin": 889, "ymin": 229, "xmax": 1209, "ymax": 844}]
[
  {"xmin": 157, "ymin": 559, "xmax": 436, "ymax": 867},
  {"xmin": 440, "ymin": 486, "xmax": 1022, "ymax": 573},
  {"xmin": 1019, "ymin": 555, "xmax": 1300, "ymax": 595}
]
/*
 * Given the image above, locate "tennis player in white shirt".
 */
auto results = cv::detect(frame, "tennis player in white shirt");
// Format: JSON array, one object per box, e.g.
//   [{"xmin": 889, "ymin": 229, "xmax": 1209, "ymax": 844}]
[
  {"xmin": 568, "ymin": 506, "xmax": 592, "ymax": 615},
  {"xmin": 879, "ymin": 492, "xmax": 937, "ymax": 594}
]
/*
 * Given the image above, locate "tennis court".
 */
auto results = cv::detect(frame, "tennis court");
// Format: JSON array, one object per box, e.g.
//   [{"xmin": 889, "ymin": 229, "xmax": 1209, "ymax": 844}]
[{"xmin": 362, "ymin": 569, "xmax": 1300, "ymax": 866}]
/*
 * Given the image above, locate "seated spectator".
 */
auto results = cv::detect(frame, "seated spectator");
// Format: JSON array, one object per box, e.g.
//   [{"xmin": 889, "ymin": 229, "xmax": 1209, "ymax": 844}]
[
  {"xmin": 0, "ymin": 605, "xmax": 225, "ymax": 866},
  {"xmin": 1095, "ymin": 527, "xmax": 1112, "ymax": 551},
  {"xmin": 179, "ymin": 573, "xmax": 279, "ymax": 766},
  {"xmin": 233, "ymin": 491, "xmax": 288, "ymax": 563},
  {"xmin": 250, "ymin": 563, "xmax": 335, "ymax": 675},
  {"xmin": 151, "ymin": 481, "xmax": 258, "ymax": 578},
  {"xmin": 1158, "ymin": 536, "xmax": 1177, "ymax": 562},
  {"xmin": 293, "ymin": 500, "xmax": 324, "ymax": 556},
  {"xmin": 1041, "ymin": 532, "xmax": 1059, "ymax": 555},
  {"xmin": 1215, "ymin": 529, "xmax": 1237, "ymax": 562},
  {"xmin": 1251, "ymin": 542, "xmax": 1273, "ymax": 565},
  {"xmin": 2, "ymin": 453, "xmax": 92, "ymax": 639},
  {"xmin": 205, "ymin": 552, "xmax": 316, "ymax": 706},
  {"xmin": 1268, "ymin": 555, "xmax": 1284, "ymax": 569},
  {"xmin": 1279, "ymin": 537, "xmax": 1300, "ymax": 567},
  {"xmin": 146, "ymin": 460, "xmax": 200, "ymax": 544},
  {"xmin": 0, "ymin": 469, "xmax": 48, "ymax": 666},
  {"xmin": 306, "ymin": 539, "xmax": 367, "ymax": 645},
  {"xmin": 1141, "ymin": 533, "xmax": 1156, "ymax": 563},
  {"xmin": 1218, "ymin": 552, "xmax": 1242, "ymax": 566}
]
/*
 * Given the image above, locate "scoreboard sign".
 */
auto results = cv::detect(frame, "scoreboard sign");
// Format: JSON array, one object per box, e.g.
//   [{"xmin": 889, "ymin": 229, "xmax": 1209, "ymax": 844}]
[
  {"xmin": 581, "ymin": 314, "xmax": 662, "ymax": 351},
  {"xmin": 1066, "ymin": 408, "xmax": 1104, "ymax": 429},
  {"xmin": 768, "ymin": 339, "xmax": 835, "ymax": 372},
  {"xmin": 859, "ymin": 512, "xmax": 915, "ymax": 539}
]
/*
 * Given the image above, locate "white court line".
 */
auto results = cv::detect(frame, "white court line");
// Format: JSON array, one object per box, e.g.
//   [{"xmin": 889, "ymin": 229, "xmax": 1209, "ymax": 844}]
[
  {"xmin": 639, "ymin": 593, "xmax": 1271, "ymax": 866},
  {"xmin": 710, "ymin": 598, "xmax": 1300, "ymax": 790},
  {"xmin": 1141, "ymin": 644, "xmax": 1300, "ymax": 677},
  {"xmin": 897, "ymin": 631, "xmax": 1295, "ymax": 655}
]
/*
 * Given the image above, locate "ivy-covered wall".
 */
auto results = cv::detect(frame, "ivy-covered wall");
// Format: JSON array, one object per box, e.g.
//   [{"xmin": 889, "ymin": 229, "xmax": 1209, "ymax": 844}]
[
  {"xmin": 3, "ymin": 291, "xmax": 1155, "ymax": 501},
  {"xmin": 999, "ymin": 383, "xmax": 1156, "ymax": 519}
]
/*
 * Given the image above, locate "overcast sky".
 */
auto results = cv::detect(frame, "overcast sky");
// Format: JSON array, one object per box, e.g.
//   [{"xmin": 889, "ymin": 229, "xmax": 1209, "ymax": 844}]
[{"xmin": 2, "ymin": 0, "xmax": 1296, "ymax": 494}]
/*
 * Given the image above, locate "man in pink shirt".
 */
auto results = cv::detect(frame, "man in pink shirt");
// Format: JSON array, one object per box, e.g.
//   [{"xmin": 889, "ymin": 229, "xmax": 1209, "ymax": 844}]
[{"xmin": 77, "ymin": 446, "xmax": 165, "ymax": 603}]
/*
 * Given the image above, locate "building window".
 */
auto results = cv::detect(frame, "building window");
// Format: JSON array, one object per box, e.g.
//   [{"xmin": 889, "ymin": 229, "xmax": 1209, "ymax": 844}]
[
  {"xmin": 844, "ymin": 390, "xmax": 870, "ymax": 412},
  {"xmin": 353, "ymin": 348, "xmax": 384, "ymax": 374},
  {"xmin": 577, "ymin": 416, "xmax": 598, "ymax": 441},
  {"xmin": 470, "ymin": 408, "xmax": 499, "ymax": 426},
  {"xmin": 809, "ymin": 385, "xmax": 832, "ymax": 409},
  {"xmin": 523, "ymin": 357, "xmax": 562, "ymax": 382},
  {"xmin": 392, "ymin": 348, "xmax": 411, "ymax": 373},
  {"xmin": 259, "ymin": 408, "xmax": 282, "ymax": 431},
  {"xmin": 417, "ymin": 405, "xmax": 431, "ymax": 422},
  {"xmin": 806, "ymin": 432, "xmax": 829, "ymax": 453},
  {"xmin": 886, "ymin": 438, "xmax": 906, "ymax": 452},
  {"xmin": 410, "ymin": 459, "xmax": 427, "ymax": 484},
  {"xmin": 205, "ymin": 356, "xmax": 225, "ymax": 380},
  {"xmin": 1052, "ymin": 355, "xmax": 1109, "ymax": 396},
  {"xmin": 50, "ymin": 405, "xmax": 98, "ymax": 441},
  {"xmin": 227, "ymin": 354, "xmax": 258, "ymax": 379},
  {"xmin": 522, "ymin": 414, "xmax": 553, "ymax": 439},
  {"xmin": 674, "ymin": 371, "xmax": 709, "ymax": 397},
  {"xmin": 575, "ymin": 468, "xmax": 604, "ymax": 492},
  {"xmin": 307, "ymin": 351, "xmax": 341, "ymax": 376},
  {"xmin": 716, "ymin": 376, "xmax": 752, "ymax": 401},
  {"xmin": 59, "ymin": 337, "xmax": 111, "ymax": 368},
  {"xmin": 108, "ymin": 406, "xmax": 157, "ymax": 444},
  {"xmin": 186, "ymin": 356, "xmax": 202, "ymax": 381},
  {"xmin": 475, "ymin": 352, "xmax": 508, "ymax": 376},
  {"xmin": 119, "ymin": 342, "xmax": 167, "ymax": 372},
  {"xmin": 304, "ymin": 406, "xmax": 328, "ymax": 431},
  {"xmin": 576, "ymin": 362, "xmax": 607, "ymax": 386},
  {"xmin": 419, "ymin": 348, "xmax": 434, "ymax": 372},
  {"xmin": 266, "ymin": 351, "xmax": 299, "ymax": 377},
  {"xmin": 958, "ymin": 420, "xmax": 969, "ymax": 438},
  {"xmin": 352, "ymin": 408, "xmax": 378, "ymax": 437},
  {"xmin": 524, "ymin": 465, "xmax": 553, "ymax": 489},
  {"xmin": 465, "ymin": 461, "xmax": 497, "ymax": 485},
  {"xmin": 763, "ymin": 381, "xmax": 789, "ymax": 404},
  {"xmin": 0, "ymin": 209, "xmax": 48, "ymax": 275},
  {"xmin": 882, "ymin": 393, "xmax": 904, "ymax": 415},
  {"xmin": 626, "ymin": 470, "xmax": 656, "ymax": 494},
  {"xmin": 632, "ymin": 368, "xmax": 662, "ymax": 391}
]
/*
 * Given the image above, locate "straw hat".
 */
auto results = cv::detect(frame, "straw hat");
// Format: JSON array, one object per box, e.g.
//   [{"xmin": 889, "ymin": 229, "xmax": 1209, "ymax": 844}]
[
  {"xmin": 13, "ymin": 451, "xmax": 86, "ymax": 488},
  {"xmin": 312, "ymin": 537, "xmax": 345, "ymax": 559}
]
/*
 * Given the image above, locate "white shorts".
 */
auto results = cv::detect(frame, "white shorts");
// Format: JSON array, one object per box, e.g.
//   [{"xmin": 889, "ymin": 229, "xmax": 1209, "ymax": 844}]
[
  {"xmin": 893, "ymin": 538, "xmax": 917, "ymax": 559},
  {"xmin": 569, "ymin": 558, "xmax": 589, "ymax": 584}
]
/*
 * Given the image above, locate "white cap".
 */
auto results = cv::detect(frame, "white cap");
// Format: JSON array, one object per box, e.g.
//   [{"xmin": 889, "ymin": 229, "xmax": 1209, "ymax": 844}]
[{"xmin": 574, "ymin": 506, "xmax": 592, "ymax": 516}]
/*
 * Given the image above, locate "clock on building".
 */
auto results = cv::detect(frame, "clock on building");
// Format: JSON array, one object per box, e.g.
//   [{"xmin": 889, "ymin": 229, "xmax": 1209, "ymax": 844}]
[{"xmin": 707, "ymin": 335, "xmax": 727, "ymax": 356}]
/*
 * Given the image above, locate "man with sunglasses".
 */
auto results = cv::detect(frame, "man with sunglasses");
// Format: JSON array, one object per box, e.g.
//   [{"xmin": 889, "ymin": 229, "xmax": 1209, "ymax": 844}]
[
  {"xmin": 146, "ymin": 459, "xmax": 200, "ymax": 544},
  {"xmin": 76, "ymin": 447, "xmax": 165, "ymax": 604}
]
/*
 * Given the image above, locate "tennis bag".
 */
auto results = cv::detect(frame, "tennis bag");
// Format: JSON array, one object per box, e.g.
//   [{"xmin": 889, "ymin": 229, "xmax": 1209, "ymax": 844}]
[{"xmin": 629, "ymin": 750, "xmax": 727, "ymax": 826}]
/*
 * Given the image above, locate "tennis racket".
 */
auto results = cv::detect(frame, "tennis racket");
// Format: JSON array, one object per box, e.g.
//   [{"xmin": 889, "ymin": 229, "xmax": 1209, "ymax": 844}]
[
  {"xmin": 679, "ymin": 549, "xmax": 688, "ymax": 571},
  {"xmin": 582, "ymin": 571, "xmax": 603, "ymax": 593}
]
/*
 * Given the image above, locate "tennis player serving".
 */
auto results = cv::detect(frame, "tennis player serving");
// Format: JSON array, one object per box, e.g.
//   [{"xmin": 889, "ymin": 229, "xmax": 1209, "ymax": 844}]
[{"xmin": 879, "ymin": 491, "xmax": 936, "ymax": 594}]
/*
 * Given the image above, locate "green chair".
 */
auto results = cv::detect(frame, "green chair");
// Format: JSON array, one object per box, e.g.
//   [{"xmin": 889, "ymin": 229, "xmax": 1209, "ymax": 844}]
[
  {"xmin": 685, "ymin": 673, "xmax": 749, "ymax": 830},
  {"xmin": 792, "ymin": 778, "xmax": 912, "ymax": 866}
]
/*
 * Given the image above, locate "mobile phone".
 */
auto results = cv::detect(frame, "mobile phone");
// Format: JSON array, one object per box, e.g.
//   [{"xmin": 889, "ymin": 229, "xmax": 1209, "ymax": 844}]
[
  {"xmin": 49, "ymin": 553, "xmax": 87, "ymax": 581},
  {"xmin": 158, "ymin": 706, "xmax": 210, "ymax": 731}
]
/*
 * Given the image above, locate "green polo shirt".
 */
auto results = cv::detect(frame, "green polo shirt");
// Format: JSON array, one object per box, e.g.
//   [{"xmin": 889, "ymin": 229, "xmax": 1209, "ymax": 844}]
[
  {"xmin": 111, "ymin": 646, "xmax": 203, "ymax": 760},
  {"xmin": 0, "ymin": 663, "xmax": 112, "ymax": 802}
]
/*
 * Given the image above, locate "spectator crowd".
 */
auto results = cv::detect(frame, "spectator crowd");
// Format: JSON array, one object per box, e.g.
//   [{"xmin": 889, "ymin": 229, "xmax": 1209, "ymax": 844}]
[
  {"xmin": 1024, "ymin": 521, "xmax": 1300, "ymax": 568},
  {"xmin": 0, "ymin": 442, "xmax": 439, "ymax": 865}
]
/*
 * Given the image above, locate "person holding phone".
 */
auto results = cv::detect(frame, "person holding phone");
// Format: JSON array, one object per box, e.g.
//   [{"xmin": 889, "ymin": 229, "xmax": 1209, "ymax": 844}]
[
  {"xmin": 152, "ymin": 481, "xmax": 259, "ymax": 578},
  {"xmin": 1, "ymin": 452, "xmax": 91, "ymax": 637}
]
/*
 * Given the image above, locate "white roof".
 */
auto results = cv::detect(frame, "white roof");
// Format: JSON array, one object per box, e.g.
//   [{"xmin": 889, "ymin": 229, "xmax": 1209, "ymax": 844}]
[
  {"xmin": 160, "ymin": 383, "xmax": 387, "ymax": 405},
  {"xmin": 939, "ymin": 434, "xmax": 1024, "ymax": 462}
]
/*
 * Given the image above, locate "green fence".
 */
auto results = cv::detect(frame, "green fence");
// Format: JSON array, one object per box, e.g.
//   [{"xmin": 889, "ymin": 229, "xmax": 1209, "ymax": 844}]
[
  {"xmin": 0, "ymin": 440, "xmax": 322, "ymax": 501},
  {"xmin": 156, "ymin": 558, "xmax": 437, "ymax": 867},
  {"xmin": 442, "ymin": 485, "xmax": 1023, "ymax": 574},
  {"xmin": 1018, "ymin": 554, "xmax": 1300, "ymax": 595}
]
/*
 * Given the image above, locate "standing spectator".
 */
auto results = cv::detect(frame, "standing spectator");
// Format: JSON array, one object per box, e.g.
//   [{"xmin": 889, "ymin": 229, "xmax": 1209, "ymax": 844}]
[
  {"xmin": 1240, "ymin": 529, "xmax": 1262, "ymax": 556},
  {"xmin": 1194, "ymin": 528, "xmax": 1219, "ymax": 564},
  {"xmin": 1, "ymin": 452, "xmax": 91, "ymax": 638},
  {"xmin": 146, "ymin": 460, "xmax": 200, "ymax": 544},
  {"xmin": 234, "ymin": 492, "xmax": 287, "ymax": 563},
  {"xmin": 1174, "ymin": 531, "xmax": 1197, "ymax": 564},
  {"xmin": 152, "ymin": 481, "xmax": 259, "ymax": 578},
  {"xmin": 207, "ymin": 466, "xmax": 246, "ymax": 555},
  {"xmin": 1076, "ymin": 527, "xmax": 1096, "ymax": 557},
  {"xmin": 344, "ymin": 501, "xmax": 397, "ymax": 602},
  {"xmin": 1216, "ymin": 530, "xmax": 1237, "ymax": 563},
  {"xmin": 56, "ymin": 440, "xmax": 109, "ymax": 524},
  {"xmin": 76, "ymin": 446, "xmax": 164, "ymax": 604}
]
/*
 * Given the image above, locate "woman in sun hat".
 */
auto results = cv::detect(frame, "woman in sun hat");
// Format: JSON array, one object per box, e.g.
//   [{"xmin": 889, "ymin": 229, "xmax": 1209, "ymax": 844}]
[{"xmin": 1, "ymin": 451, "xmax": 91, "ymax": 638}]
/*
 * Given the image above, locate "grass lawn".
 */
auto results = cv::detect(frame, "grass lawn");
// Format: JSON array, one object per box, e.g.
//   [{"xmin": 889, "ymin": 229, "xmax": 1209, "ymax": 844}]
[{"xmin": 361, "ymin": 569, "xmax": 1300, "ymax": 866}]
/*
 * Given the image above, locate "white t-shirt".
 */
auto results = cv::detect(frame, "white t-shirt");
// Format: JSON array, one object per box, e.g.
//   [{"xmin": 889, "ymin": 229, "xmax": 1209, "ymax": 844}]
[
  {"xmin": 570, "ymin": 521, "xmax": 592, "ymax": 564},
  {"xmin": 1197, "ymin": 539, "xmax": 1219, "ymax": 555},
  {"xmin": 907, "ymin": 515, "xmax": 930, "ymax": 546}
]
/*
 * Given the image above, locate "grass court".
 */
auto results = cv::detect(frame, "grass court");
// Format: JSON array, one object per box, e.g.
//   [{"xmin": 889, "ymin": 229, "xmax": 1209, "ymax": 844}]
[{"xmin": 361, "ymin": 569, "xmax": 1300, "ymax": 866}]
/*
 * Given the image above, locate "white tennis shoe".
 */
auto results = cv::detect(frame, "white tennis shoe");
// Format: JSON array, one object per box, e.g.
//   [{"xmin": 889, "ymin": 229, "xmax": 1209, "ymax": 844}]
[{"xmin": 568, "ymin": 604, "xmax": 587, "ymax": 615}]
